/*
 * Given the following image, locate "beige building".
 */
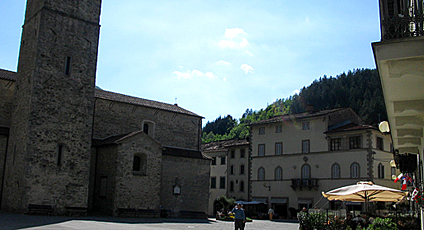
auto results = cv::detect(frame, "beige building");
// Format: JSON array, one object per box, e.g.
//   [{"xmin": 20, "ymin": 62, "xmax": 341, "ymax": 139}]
[
  {"xmin": 202, "ymin": 139, "xmax": 249, "ymax": 216},
  {"xmin": 249, "ymin": 108, "xmax": 395, "ymax": 218}
]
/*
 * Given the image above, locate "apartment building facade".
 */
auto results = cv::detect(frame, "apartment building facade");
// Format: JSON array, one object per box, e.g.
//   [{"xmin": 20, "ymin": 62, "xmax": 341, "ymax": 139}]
[{"xmin": 249, "ymin": 108, "xmax": 395, "ymax": 218}]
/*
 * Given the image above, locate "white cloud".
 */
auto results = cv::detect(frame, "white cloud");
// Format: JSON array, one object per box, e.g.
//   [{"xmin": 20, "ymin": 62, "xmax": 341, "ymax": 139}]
[
  {"xmin": 216, "ymin": 60, "xmax": 230, "ymax": 65},
  {"xmin": 174, "ymin": 69, "xmax": 217, "ymax": 79},
  {"xmin": 240, "ymin": 64, "xmax": 254, "ymax": 74},
  {"xmin": 218, "ymin": 28, "xmax": 250, "ymax": 50}
]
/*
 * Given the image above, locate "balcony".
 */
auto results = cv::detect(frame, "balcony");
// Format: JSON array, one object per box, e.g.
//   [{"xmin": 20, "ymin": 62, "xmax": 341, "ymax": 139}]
[
  {"xmin": 291, "ymin": 178, "xmax": 319, "ymax": 190},
  {"xmin": 379, "ymin": 0, "xmax": 424, "ymax": 40}
]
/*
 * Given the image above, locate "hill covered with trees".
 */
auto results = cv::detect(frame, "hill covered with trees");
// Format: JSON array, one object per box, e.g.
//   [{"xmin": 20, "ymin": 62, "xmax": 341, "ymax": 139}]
[{"xmin": 202, "ymin": 68, "xmax": 387, "ymax": 143}]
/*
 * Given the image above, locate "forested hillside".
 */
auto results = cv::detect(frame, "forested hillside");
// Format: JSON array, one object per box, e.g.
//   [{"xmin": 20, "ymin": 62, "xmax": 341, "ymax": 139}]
[{"xmin": 202, "ymin": 68, "xmax": 387, "ymax": 143}]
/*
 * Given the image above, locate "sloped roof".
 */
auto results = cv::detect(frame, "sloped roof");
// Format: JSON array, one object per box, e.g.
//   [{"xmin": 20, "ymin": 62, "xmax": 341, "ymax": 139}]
[
  {"xmin": 163, "ymin": 146, "xmax": 211, "ymax": 160},
  {"xmin": 0, "ymin": 69, "xmax": 17, "ymax": 81},
  {"xmin": 95, "ymin": 89, "xmax": 202, "ymax": 118},
  {"xmin": 325, "ymin": 124, "xmax": 378, "ymax": 134},
  {"xmin": 250, "ymin": 108, "xmax": 347, "ymax": 125},
  {"xmin": 201, "ymin": 139, "xmax": 249, "ymax": 152},
  {"xmin": 0, "ymin": 69, "xmax": 202, "ymax": 118}
]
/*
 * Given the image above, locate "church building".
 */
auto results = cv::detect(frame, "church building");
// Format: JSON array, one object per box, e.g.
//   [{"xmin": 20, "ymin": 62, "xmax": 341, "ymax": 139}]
[{"xmin": 0, "ymin": 0, "xmax": 210, "ymax": 217}]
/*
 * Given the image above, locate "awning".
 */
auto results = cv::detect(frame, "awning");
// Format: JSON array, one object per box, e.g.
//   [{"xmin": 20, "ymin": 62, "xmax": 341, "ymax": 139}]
[
  {"xmin": 270, "ymin": 198, "xmax": 287, "ymax": 204},
  {"xmin": 298, "ymin": 199, "xmax": 313, "ymax": 204}
]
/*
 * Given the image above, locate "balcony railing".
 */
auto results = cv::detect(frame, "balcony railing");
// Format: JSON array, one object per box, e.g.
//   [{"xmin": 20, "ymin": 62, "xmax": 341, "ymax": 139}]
[
  {"xmin": 291, "ymin": 178, "xmax": 319, "ymax": 190},
  {"xmin": 379, "ymin": 0, "xmax": 424, "ymax": 40}
]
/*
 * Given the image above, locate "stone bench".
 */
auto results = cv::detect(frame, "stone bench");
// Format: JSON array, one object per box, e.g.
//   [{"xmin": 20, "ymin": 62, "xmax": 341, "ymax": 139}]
[
  {"xmin": 27, "ymin": 204, "xmax": 54, "ymax": 216},
  {"xmin": 65, "ymin": 206, "xmax": 87, "ymax": 216}
]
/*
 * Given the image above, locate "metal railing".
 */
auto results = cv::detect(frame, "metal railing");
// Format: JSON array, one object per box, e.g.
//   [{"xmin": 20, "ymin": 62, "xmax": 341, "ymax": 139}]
[
  {"xmin": 291, "ymin": 178, "xmax": 319, "ymax": 190},
  {"xmin": 380, "ymin": 0, "xmax": 424, "ymax": 40}
]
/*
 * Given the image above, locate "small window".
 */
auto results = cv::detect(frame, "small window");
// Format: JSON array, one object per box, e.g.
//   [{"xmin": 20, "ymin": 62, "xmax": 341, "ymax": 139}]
[
  {"xmin": 276, "ymin": 125, "xmax": 282, "ymax": 133},
  {"xmin": 220, "ymin": 177, "xmax": 226, "ymax": 189},
  {"xmin": 133, "ymin": 153, "xmax": 147, "ymax": 175},
  {"xmin": 240, "ymin": 149, "xmax": 245, "ymax": 158},
  {"xmin": 57, "ymin": 144, "xmax": 64, "ymax": 167},
  {"xmin": 259, "ymin": 127, "xmax": 265, "ymax": 135},
  {"xmin": 211, "ymin": 157, "xmax": 216, "ymax": 165},
  {"xmin": 258, "ymin": 167, "xmax": 265, "ymax": 180},
  {"xmin": 230, "ymin": 181, "xmax": 234, "ymax": 192},
  {"xmin": 377, "ymin": 137, "xmax": 384, "ymax": 150},
  {"xmin": 133, "ymin": 156, "xmax": 141, "ymax": 171},
  {"xmin": 143, "ymin": 123, "xmax": 149, "ymax": 135},
  {"xmin": 275, "ymin": 167, "xmax": 283, "ymax": 180},
  {"xmin": 301, "ymin": 164, "xmax": 311, "ymax": 179},
  {"xmin": 275, "ymin": 142, "xmax": 283, "ymax": 155},
  {"xmin": 65, "ymin": 56, "xmax": 71, "ymax": 75},
  {"xmin": 330, "ymin": 138, "xmax": 341, "ymax": 151},
  {"xmin": 230, "ymin": 165, "xmax": 235, "ymax": 175},
  {"xmin": 349, "ymin": 136, "xmax": 361, "ymax": 149},
  {"xmin": 239, "ymin": 181, "xmax": 245, "ymax": 192},
  {"xmin": 331, "ymin": 163, "xmax": 340, "ymax": 179},
  {"xmin": 230, "ymin": 150, "xmax": 235, "ymax": 158},
  {"xmin": 240, "ymin": 164, "xmax": 245, "ymax": 175},
  {"xmin": 211, "ymin": 177, "xmax": 216, "ymax": 189},
  {"xmin": 302, "ymin": 140, "xmax": 310, "ymax": 153},
  {"xmin": 302, "ymin": 122, "xmax": 310, "ymax": 130},
  {"xmin": 258, "ymin": 144, "xmax": 265, "ymax": 156},
  {"xmin": 142, "ymin": 121, "xmax": 155, "ymax": 138},
  {"xmin": 378, "ymin": 163, "xmax": 385, "ymax": 179},
  {"xmin": 220, "ymin": 156, "xmax": 226, "ymax": 165},
  {"xmin": 350, "ymin": 163, "xmax": 360, "ymax": 178}
]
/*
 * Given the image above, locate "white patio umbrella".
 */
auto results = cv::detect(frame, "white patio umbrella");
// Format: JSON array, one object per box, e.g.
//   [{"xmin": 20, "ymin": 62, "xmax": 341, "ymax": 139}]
[{"xmin": 322, "ymin": 181, "xmax": 408, "ymax": 213}]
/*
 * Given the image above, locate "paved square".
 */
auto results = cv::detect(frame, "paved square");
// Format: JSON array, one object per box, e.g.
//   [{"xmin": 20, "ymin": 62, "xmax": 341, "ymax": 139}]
[{"xmin": 0, "ymin": 212, "xmax": 299, "ymax": 230}]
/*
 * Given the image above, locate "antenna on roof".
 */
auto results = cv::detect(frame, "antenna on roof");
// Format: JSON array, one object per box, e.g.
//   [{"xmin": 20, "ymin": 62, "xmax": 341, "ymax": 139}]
[{"xmin": 174, "ymin": 97, "xmax": 178, "ymax": 106}]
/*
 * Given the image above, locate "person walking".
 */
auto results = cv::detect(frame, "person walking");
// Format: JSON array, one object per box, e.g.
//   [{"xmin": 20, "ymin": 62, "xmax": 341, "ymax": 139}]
[
  {"xmin": 231, "ymin": 203, "xmax": 246, "ymax": 230},
  {"xmin": 268, "ymin": 208, "xmax": 274, "ymax": 220}
]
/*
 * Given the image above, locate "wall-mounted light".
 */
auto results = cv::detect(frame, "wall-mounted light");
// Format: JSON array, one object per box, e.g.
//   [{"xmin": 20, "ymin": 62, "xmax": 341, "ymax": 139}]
[{"xmin": 378, "ymin": 121, "xmax": 390, "ymax": 133}]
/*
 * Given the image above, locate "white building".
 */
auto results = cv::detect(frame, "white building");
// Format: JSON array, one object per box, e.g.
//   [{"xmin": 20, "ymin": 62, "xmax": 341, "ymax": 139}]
[{"xmin": 249, "ymin": 108, "xmax": 395, "ymax": 218}]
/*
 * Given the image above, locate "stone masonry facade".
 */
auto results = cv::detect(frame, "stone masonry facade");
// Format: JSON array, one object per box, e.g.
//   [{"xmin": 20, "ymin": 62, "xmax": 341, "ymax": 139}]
[{"xmin": 0, "ymin": 0, "xmax": 210, "ymax": 217}]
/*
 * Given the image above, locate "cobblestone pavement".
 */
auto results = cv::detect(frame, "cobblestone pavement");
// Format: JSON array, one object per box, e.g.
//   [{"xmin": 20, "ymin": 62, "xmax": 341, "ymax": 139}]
[{"xmin": 0, "ymin": 212, "xmax": 299, "ymax": 230}]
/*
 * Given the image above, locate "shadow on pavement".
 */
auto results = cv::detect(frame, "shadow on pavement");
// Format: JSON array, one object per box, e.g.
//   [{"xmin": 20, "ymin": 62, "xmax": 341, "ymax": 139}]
[{"xmin": 0, "ymin": 212, "xmax": 215, "ymax": 230}]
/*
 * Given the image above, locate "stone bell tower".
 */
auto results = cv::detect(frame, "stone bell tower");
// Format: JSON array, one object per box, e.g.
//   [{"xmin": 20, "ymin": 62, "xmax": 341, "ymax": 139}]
[{"xmin": 2, "ymin": 0, "xmax": 102, "ymax": 213}]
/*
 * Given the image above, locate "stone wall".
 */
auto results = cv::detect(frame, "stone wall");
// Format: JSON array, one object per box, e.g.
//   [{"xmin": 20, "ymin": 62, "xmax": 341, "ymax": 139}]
[
  {"xmin": 2, "ymin": 0, "xmax": 101, "ymax": 213},
  {"xmin": 160, "ymin": 155, "xmax": 210, "ymax": 215},
  {"xmin": 113, "ymin": 132, "xmax": 162, "ymax": 214},
  {"xmin": 93, "ymin": 98, "xmax": 202, "ymax": 150},
  {"xmin": 0, "ymin": 78, "xmax": 14, "ymax": 128}
]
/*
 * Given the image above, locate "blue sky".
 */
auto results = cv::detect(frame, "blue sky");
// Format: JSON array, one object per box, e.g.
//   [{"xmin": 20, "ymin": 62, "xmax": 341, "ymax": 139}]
[{"xmin": 0, "ymin": 1, "xmax": 381, "ymax": 124}]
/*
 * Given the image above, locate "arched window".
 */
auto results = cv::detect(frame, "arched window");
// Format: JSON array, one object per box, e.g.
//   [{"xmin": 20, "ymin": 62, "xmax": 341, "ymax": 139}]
[
  {"xmin": 142, "ymin": 120, "xmax": 155, "ymax": 138},
  {"xmin": 378, "ymin": 163, "xmax": 385, "ymax": 179},
  {"xmin": 143, "ymin": 123, "xmax": 149, "ymax": 135},
  {"xmin": 133, "ymin": 153, "xmax": 147, "ymax": 175},
  {"xmin": 275, "ymin": 166, "xmax": 283, "ymax": 180},
  {"xmin": 350, "ymin": 162, "xmax": 360, "ymax": 178},
  {"xmin": 240, "ymin": 181, "xmax": 245, "ymax": 192},
  {"xmin": 301, "ymin": 164, "xmax": 311, "ymax": 179},
  {"xmin": 258, "ymin": 167, "xmax": 265, "ymax": 181},
  {"xmin": 331, "ymin": 163, "xmax": 340, "ymax": 179},
  {"xmin": 240, "ymin": 164, "xmax": 245, "ymax": 175},
  {"xmin": 230, "ymin": 181, "xmax": 234, "ymax": 192}
]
